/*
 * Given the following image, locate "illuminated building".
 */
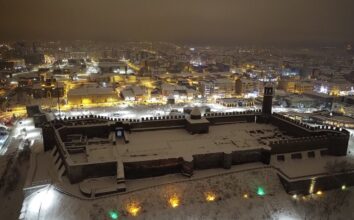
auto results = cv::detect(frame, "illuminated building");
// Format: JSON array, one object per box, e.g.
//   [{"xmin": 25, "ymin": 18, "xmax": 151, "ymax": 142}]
[
  {"xmin": 310, "ymin": 114, "xmax": 354, "ymax": 129},
  {"xmin": 235, "ymin": 77, "xmax": 260, "ymax": 97},
  {"xmin": 161, "ymin": 83, "xmax": 195, "ymax": 101},
  {"xmin": 281, "ymin": 68, "xmax": 300, "ymax": 77},
  {"xmin": 235, "ymin": 78, "xmax": 243, "ymax": 95},
  {"xmin": 282, "ymin": 95, "xmax": 317, "ymax": 108},
  {"xmin": 216, "ymin": 98, "xmax": 254, "ymax": 107},
  {"xmin": 98, "ymin": 58, "xmax": 129, "ymax": 74},
  {"xmin": 32, "ymin": 81, "xmax": 65, "ymax": 99},
  {"xmin": 120, "ymin": 86, "xmax": 146, "ymax": 101},
  {"xmin": 293, "ymin": 81, "xmax": 314, "ymax": 94},
  {"xmin": 67, "ymin": 85, "xmax": 118, "ymax": 105},
  {"xmin": 314, "ymin": 81, "xmax": 353, "ymax": 97},
  {"xmin": 213, "ymin": 78, "xmax": 235, "ymax": 96},
  {"xmin": 0, "ymin": 58, "xmax": 25, "ymax": 71},
  {"xmin": 199, "ymin": 81, "xmax": 214, "ymax": 97},
  {"xmin": 17, "ymin": 73, "xmax": 41, "ymax": 87}
]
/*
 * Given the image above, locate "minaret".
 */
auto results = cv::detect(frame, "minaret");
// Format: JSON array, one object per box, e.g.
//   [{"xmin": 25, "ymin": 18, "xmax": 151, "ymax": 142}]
[{"xmin": 262, "ymin": 85, "xmax": 274, "ymax": 115}]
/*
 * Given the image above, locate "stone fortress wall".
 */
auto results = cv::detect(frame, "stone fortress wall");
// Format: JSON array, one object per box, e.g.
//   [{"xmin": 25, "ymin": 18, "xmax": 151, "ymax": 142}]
[
  {"xmin": 33, "ymin": 85, "xmax": 352, "ymax": 196},
  {"xmin": 41, "ymin": 109, "xmax": 349, "ymax": 186}
]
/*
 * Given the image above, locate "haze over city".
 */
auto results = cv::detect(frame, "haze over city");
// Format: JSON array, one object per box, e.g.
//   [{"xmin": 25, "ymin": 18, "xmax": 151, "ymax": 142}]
[{"xmin": 1, "ymin": 0, "xmax": 354, "ymax": 45}]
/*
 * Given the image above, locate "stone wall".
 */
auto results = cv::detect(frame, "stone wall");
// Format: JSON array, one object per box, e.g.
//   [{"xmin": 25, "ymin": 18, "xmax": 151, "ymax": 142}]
[
  {"xmin": 39, "ymin": 111, "xmax": 349, "ymax": 185},
  {"xmin": 193, "ymin": 152, "xmax": 224, "ymax": 169},
  {"xmin": 270, "ymin": 135, "xmax": 330, "ymax": 154},
  {"xmin": 58, "ymin": 124, "xmax": 111, "ymax": 140},
  {"xmin": 42, "ymin": 124, "xmax": 56, "ymax": 151},
  {"xmin": 278, "ymin": 171, "xmax": 354, "ymax": 195},
  {"xmin": 131, "ymin": 117, "xmax": 186, "ymax": 130},
  {"xmin": 66, "ymin": 162, "xmax": 117, "ymax": 183},
  {"xmin": 204, "ymin": 110, "xmax": 262, "ymax": 124},
  {"xmin": 232, "ymin": 149, "xmax": 264, "ymax": 164},
  {"xmin": 271, "ymin": 113, "xmax": 349, "ymax": 156},
  {"xmin": 124, "ymin": 158, "xmax": 182, "ymax": 179}
]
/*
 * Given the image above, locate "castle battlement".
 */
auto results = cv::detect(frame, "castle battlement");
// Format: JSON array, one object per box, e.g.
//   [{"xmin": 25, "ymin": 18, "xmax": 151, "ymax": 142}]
[{"xmin": 271, "ymin": 113, "xmax": 349, "ymax": 136}]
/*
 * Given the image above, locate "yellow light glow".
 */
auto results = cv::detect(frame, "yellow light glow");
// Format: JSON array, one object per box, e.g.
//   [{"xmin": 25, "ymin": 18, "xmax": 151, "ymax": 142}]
[
  {"xmin": 126, "ymin": 201, "xmax": 141, "ymax": 217},
  {"xmin": 81, "ymin": 98, "xmax": 92, "ymax": 105},
  {"xmin": 168, "ymin": 194, "xmax": 180, "ymax": 208},
  {"xmin": 243, "ymin": 193, "xmax": 249, "ymax": 199},
  {"xmin": 106, "ymin": 98, "xmax": 117, "ymax": 103},
  {"xmin": 204, "ymin": 192, "xmax": 216, "ymax": 202},
  {"xmin": 316, "ymin": 190, "xmax": 323, "ymax": 196}
]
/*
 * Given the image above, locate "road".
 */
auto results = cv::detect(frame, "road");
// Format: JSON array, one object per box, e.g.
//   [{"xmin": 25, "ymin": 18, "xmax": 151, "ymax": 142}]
[{"xmin": 1, "ymin": 118, "xmax": 41, "ymax": 156}]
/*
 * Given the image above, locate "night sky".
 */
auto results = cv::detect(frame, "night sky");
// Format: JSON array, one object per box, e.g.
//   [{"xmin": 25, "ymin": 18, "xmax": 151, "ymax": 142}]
[{"xmin": 0, "ymin": 0, "xmax": 353, "ymax": 45}]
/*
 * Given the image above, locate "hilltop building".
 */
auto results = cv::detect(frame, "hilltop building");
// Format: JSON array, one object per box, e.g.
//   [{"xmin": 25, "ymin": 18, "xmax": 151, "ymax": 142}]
[{"xmin": 26, "ymin": 86, "xmax": 353, "ymax": 198}]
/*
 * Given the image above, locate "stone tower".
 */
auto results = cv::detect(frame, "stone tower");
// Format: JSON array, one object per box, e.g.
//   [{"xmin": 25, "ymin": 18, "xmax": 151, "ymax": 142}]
[{"xmin": 262, "ymin": 85, "xmax": 274, "ymax": 115}]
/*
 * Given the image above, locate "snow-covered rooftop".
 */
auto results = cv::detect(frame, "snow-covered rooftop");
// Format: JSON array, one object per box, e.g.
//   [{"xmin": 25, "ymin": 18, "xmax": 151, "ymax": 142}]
[
  {"xmin": 59, "ymin": 122, "xmax": 286, "ymax": 164},
  {"xmin": 271, "ymin": 149, "xmax": 354, "ymax": 180},
  {"xmin": 68, "ymin": 86, "xmax": 116, "ymax": 96},
  {"xmin": 118, "ymin": 123, "xmax": 282, "ymax": 162}
]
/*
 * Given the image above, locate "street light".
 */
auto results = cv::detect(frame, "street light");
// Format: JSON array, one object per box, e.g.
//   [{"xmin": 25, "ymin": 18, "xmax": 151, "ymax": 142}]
[
  {"xmin": 256, "ymin": 186, "xmax": 266, "ymax": 196},
  {"xmin": 108, "ymin": 210, "xmax": 119, "ymax": 220}
]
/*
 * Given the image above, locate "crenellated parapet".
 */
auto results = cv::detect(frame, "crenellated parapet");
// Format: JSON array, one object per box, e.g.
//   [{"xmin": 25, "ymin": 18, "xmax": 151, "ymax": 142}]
[
  {"xmin": 269, "ymin": 135, "xmax": 330, "ymax": 154},
  {"xmin": 271, "ymin": 113, "xmax": 349, "ymax": 156},
  {"xmin": 203, "ymin": 109, "xmax": 262, "ymax": 118},
  {"xmin": 271, "ymin": 113, "xmax": 349, "ymax": 135},
  {"xmin": 54, "ymin": 114, "xmax": 188, "ymax": 124},
  {"xmin": 50, "ymin": 109, "xmax": 264, "ymax": 125},
  {"xmin": 50, "ymin": 111, "xmax": 264, "ymax": 131},
  {"xmin": 203, "ymin": 109, "xmax": 263, "ymax": 124}
]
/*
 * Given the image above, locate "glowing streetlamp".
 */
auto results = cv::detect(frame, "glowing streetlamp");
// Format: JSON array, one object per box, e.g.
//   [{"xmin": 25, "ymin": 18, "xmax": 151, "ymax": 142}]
[
  {"xmin": 108, "ymin": 210, "xmax": 119, "ymax": 220},
  {"xmin": 204, "ymin": 191, "xmax": 216, "ymax": 202},
  {"xmin": 168, "ymin": 194, "xmax": 180, "ymax": 208},
  {"xmin": 341, "ymin": 185, "xmax": 346, "ymax": 191},
  {"xmin": 126, "ymin": 202, "xmax": 141, "ymax": 217},
  {"xmin": 256, "ymin": 187, "xmax": 266, "ymax": 196}
]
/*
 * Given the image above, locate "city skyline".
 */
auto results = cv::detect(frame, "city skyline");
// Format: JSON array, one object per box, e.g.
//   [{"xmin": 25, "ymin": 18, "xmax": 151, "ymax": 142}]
[{"xmin": 0, "ymin": 1, "xmax": 354, "ymax": 219}]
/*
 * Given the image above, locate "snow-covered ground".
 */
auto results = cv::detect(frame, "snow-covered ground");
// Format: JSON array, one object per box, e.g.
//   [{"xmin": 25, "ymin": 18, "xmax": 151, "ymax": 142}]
[
  {"xmin": 53, "ymin": 103, "xmax": 257, "ymax": 120},
  {"xmin": 18, "ymin": 123, "xmax": 354, "ymax": 220},
  {"xmin": 0, "ymin": 118, "xmax": 42, "ymax": 156},
  {"xmin": 0, "ymin": 118, "xmax": 42, "ymax": 220},
  {"xmin": 4, "ymin": 107, "xmax": 350, "ymax": 220},
  {"xmin": 346, "ymin": 129, "xmax": 354, "ymax": 160},
  {"xmin": 20, "ymin": 167, "xmax": 353, "ymax": 220},
  {"xmin": 51, "ymin": 103, "xmax": 317, "ymax": 121}
]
